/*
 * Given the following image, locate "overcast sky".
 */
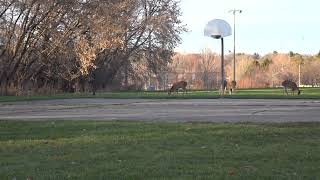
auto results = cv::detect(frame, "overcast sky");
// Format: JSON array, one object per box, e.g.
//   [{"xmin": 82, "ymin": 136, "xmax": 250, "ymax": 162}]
[{"xmin": 176, "ymin": 0, "xmax": 320, "ymax": 55}]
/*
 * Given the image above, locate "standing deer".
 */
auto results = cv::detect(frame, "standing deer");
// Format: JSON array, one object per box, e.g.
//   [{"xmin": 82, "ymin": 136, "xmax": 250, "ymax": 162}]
[
  {"xmin": 168, "ymin": 81, "xmax": 187, "ymax": 95},
  {"xmin": 282, "ymin": 80, "xmax": 301, "ymax": 95},
  {"xmin": 231, "ymin": 80, "xmax": 236, "ymax": 93},
  {"xmin": 223, "ymin": 80, "xmax": 234, "ymax": 95}
]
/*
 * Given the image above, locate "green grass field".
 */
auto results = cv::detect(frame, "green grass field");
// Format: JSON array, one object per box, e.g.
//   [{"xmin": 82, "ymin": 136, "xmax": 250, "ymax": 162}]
[
  {"xmin": 0, "ymin": 121, "xmax": 319, "ymax": 179},
  {"xmin": 1, "ymin": 88, "xmax": 320, "ymax": 102}
]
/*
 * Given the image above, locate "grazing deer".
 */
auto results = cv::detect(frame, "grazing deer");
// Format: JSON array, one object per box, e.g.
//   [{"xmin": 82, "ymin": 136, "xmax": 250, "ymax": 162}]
[
  {"xmin": 168, "ymin": 81, "xmax": 187, "ymax": 95},
  {"xmin": 282, "ymin": 80, "xmax": 301, "ymax": 95}
]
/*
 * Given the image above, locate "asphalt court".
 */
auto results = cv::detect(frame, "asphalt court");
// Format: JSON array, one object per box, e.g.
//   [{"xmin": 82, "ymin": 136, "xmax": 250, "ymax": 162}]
[{"xmin": 1, "ymin": 99, "xmax": 320, "ymax": 122}]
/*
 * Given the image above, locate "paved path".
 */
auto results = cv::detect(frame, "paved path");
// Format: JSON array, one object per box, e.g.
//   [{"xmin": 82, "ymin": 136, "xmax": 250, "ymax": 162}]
[{"xmin": 1, "ymin": 99, "xmax": 320, "ymax": 122}]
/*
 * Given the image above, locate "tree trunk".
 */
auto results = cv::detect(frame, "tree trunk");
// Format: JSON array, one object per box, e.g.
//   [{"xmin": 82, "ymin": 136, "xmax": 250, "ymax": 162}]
[
  {"xmin": 0, "ymin": 77, "xmax": 9, "ymax": 96},
  {"xmin": 124, "ymin": 62, "xmax": 128, "ymax": 89}
]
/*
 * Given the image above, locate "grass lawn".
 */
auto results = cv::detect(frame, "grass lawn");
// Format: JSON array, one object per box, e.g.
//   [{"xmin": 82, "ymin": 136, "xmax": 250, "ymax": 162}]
[
  {"xmin": 1, "ymin": 88, "xmax": 320, "ymax": 102},
  {"xmin": 0, "ymin": 121, "xmax": 319, "ymax": 179}
]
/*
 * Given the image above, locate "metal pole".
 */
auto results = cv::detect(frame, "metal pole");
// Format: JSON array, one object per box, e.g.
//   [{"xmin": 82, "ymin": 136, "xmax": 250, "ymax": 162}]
[
  {"xmin": 229, "ymin": 9, "xmax": 242, "ymax": 85},
  {"xmin": 233, "ymin": 11, "xmax": 236, "ymax": 82},
  {"xmin": 298, "ymin": 63, "xmax": 301, "ymax": 87},
  {"xmin": 221, "ymin": 37, "xmax": 225, "ymax": 96}
]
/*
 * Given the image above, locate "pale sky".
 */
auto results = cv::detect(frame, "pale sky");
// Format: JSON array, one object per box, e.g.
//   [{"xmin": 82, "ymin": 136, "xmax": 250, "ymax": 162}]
[{"xmin": 176, "ymin": 0, "xmax": 320, "ymax": 55}]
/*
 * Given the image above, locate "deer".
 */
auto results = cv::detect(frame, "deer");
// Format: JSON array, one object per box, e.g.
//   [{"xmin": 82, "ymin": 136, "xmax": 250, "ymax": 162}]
[
  {"xmin": 222, "ymin": 79, "xmax": 234, "ymax": 95},
  {"xmin": 282, "ymin": 80, "xmax": 301, "ymax": 95},
  {"xmin": 231, "ymin": 80, "xmax": 237, "ymax": 93},
  {"xmin": 168, "ymin": 81, "xmax": 187, "ymax": 95}
]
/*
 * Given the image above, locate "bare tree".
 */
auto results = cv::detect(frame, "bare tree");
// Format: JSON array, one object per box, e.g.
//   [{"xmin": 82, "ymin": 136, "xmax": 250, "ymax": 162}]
[
  {"xmin": 91, "ymin": 0, "xmax": 186, "ymax": 92},
  {"xmin": 0, "ymin": 0, "xmax": 186, "ymax": 95},
  {"xmin": 198, "ymin": 48, "xmax": 217, "ymax": 89}
]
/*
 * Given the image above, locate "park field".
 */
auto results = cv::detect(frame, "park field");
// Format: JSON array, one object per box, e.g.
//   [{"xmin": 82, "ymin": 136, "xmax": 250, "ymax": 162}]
[
  {"xmin": 1, "ymin": 88, "xmax": 320, "ymax": 102},
  {"xmin": 0, "ymin": 121, "xmax": 319, "ymax": 179}
]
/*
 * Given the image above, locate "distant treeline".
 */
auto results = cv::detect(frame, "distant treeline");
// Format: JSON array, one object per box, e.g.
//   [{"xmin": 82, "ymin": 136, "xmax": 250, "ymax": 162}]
[{"xmin": 169, "ymin": 50, "xmax": 320, "ymax": 89}]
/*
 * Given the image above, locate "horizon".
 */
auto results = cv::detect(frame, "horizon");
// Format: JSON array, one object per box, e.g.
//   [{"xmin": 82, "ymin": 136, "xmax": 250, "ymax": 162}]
[
  {"xmin": 174, "ymin": 50, "xmax": 313, "ymax": 56},
  {"xmin": 176, "ymin": 0, "xmax": 320, "ymax": 56}
]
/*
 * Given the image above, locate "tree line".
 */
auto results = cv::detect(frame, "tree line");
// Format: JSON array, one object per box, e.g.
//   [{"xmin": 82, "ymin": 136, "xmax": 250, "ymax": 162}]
[
  {"xmin": 0, "ymin": 0, "xmax": 185, "ymax": 95},
  {"xmin": 170, "ymin": 50, "xmax": 320, "ymax": 89}
]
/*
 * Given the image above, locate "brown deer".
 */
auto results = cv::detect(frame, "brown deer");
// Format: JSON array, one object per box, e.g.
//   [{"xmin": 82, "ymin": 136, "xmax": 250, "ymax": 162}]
[
  {"xmin": 282, "ymin": 80, "xmax": 301, "ymax": 95},
  {"xmin": 231, "ymin": 80, "xmax": 236, "ymax": 92},
  {"xmin": 223, "ymin": 80, "xmax": 234, "ymax": 95},
  {"xmin": 168, "ymin": 81, "xmax": 187, "ymax": 95}
]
